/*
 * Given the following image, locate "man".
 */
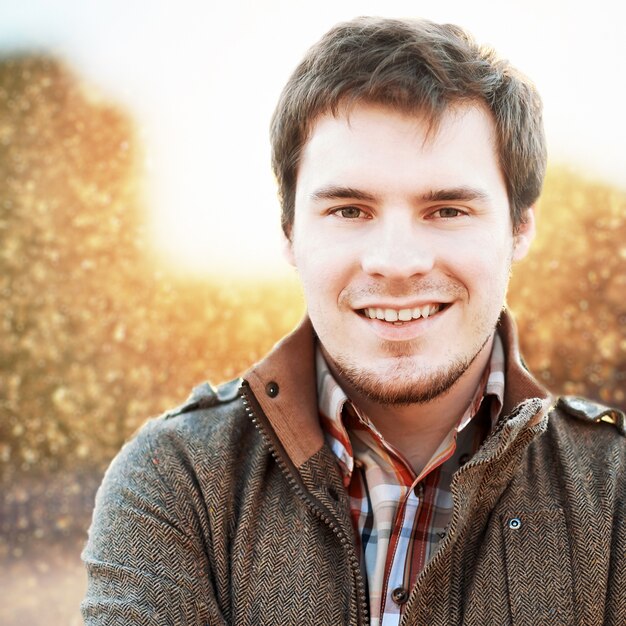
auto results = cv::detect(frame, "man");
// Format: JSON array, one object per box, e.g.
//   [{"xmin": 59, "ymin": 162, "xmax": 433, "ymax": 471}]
[{"xmin": 82, "ymin": 17, "xmax": 626, "ymax": 625}]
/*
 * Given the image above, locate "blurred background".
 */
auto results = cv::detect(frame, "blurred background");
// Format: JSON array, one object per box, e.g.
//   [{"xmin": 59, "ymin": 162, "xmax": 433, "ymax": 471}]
[{"xmin": 0, "ymin": 1, "xmax": 624, "ymax": 624}]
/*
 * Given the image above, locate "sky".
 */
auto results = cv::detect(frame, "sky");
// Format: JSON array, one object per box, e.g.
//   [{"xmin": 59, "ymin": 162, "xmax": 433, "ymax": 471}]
[{"xmin": 0, "ymin": 0, "xmax": 624, "ymax": 276}]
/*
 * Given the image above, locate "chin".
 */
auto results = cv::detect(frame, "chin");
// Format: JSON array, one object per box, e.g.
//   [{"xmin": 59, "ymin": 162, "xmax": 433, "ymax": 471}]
[{"xmin": 330, "ymin": 355, "xmax": 471, "ymax": 406}]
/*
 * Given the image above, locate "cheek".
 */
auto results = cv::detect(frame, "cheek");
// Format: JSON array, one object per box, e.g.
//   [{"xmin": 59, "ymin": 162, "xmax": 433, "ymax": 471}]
[
  {"xmin": 444, "ymin": 240, "xmax": 513, "ymax": 300},
  {"xmin": 451, "ymin": 228, "xmax": 514, "ymax": 269},
  {"xmin": 296, "ymin": 255, "xmax": 338, "ymax": 305},
  {"xmin": 296, "ymin": 237, "xmax": 356, "ymax": 283}
]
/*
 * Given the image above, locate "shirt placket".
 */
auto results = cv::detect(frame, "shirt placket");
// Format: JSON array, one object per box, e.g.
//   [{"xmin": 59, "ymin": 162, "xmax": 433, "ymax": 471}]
[
  {"xmin": 379, "ymin": 483, "xmax": 421, "ymax": 626},
  {"xmin": 359, "ymin": 429, "xmax": 421, "ymax": 626}
]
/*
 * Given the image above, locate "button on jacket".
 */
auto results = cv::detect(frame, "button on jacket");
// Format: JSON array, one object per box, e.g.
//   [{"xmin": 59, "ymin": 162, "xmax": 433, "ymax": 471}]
[{"xmin": 82, "ymin": 311, "xmax": 626, "ymax": 625}]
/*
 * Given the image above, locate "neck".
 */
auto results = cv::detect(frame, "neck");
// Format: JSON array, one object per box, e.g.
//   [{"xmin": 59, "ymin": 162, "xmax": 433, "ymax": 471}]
[{"xmin": 336, "ymin": 336, "xmax": 494, "ymax": 475}]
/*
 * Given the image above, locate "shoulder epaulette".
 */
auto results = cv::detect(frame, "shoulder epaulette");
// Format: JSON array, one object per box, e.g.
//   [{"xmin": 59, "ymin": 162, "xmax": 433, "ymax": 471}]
[
  {"xmin": 556, "ymin": 395, "xmax": 626, "ymax": 436},
  {"xmin": 163, "ymin": 378, "xmax": 243, "ymax": 419},
  {"xmin": 216, "ymin": 377, "xmax": 243, "ymax": 402}
]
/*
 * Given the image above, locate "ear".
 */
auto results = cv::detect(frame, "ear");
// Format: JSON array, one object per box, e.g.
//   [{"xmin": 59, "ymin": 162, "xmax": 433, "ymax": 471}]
[{"xmin": 512, "ymin": 206, "xmax": 536, "ymax": 262}]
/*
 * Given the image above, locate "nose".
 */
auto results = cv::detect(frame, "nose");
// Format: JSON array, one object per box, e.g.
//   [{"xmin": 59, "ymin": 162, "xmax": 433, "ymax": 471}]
[{"xmin": 360, "ymin": 215, "xmax": 435, "ymax": 279}]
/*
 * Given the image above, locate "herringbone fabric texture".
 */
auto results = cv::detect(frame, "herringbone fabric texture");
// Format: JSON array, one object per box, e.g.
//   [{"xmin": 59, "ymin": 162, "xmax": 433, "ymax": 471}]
[
  {"xmin": 82, "ymin": 398, "xmax": 361, "ymax": 625},
  {"xmin": 82, "ymin": 391, "xmax": 626, "ymax": 625}
]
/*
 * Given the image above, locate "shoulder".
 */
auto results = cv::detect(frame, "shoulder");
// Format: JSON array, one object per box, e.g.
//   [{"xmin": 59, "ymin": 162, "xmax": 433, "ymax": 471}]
[
  {"xmin": 554, "ymin": 395, "xmax": 626, "ymax": 436},
  {"xmin": 510, "ymin": 395, "xmax": 626, "ymax": 535},
  {"xmin": 155, "ymin": 377, "xmax": 248, "ymax": 443},
  {"xmin": 543, "ymin": 395, "xmax": 626, "ymax": 483},
  {"xmin": 144, "ymin": 377, "xmax": 251, "ymax": 445},
  {"xmin": 549, "ymin": 395, "xmax": 626, "ymax": 446},
  {"xmin": 161, "ymin": 377, "xmax": 244, "ymax": 421},
  {"xmin": 94, "ymin": 378, "xmax": 269, "ymax": 522},
  {"xmin": 108, "ymin": 378, "xmax": 264, "ymax": 484}
]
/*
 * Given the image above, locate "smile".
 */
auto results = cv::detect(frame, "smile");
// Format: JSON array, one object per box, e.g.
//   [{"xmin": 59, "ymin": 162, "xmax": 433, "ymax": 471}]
[{"xmin": 360, "ymin": 303, "xmax": 444, "ymax": 324}]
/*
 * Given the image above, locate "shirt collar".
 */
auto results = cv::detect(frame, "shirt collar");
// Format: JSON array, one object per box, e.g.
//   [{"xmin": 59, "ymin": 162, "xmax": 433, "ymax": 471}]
[{"xmin": 316, "ymin": 332, "xmax": 506, "ymax": 476}]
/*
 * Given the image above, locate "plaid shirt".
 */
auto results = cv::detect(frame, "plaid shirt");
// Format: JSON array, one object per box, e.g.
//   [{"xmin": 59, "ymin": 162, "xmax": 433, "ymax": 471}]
[{"xmin": 317, "ymin": 334, "xmax": 505, "ymax": 626}]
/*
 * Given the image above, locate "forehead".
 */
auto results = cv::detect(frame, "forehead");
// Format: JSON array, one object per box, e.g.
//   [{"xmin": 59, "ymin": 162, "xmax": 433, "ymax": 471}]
[{"xmin": 296, "ymin": 102, "xmax": 504, "ymax": 199}]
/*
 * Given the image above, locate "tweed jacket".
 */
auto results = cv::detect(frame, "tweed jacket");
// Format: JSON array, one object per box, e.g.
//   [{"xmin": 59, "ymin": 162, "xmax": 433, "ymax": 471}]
[{"xmin": 82, "ymin": 311, "xmax": 626, "ymax": 626}]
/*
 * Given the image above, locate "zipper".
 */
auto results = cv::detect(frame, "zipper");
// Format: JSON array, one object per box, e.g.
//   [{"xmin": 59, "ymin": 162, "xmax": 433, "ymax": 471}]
[
  {"xmin": 398, "ymin": 398, "xmax": 546, "ymax": 625},
  {"xmin": 240, "ymin": 381, "xmax": 370, "ymax": 626}
]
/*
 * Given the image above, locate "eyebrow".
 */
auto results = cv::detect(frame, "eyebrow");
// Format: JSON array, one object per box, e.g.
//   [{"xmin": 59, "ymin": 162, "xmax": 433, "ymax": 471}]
[
  {"xmin": 309, "ymin": 184, "xmax": 491, "ymax": 204},
  {"xmin": 422, "ymin": 186, "xmax": 491, "ymax": 203},
  {"xmin": 309, "ymin": 185, "xmax": 377, "ymax": 203}
]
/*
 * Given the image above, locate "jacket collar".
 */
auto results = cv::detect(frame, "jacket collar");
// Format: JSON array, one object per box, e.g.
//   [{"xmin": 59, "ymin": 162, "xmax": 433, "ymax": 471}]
[
  {"xmin": 496, "ymin": 310, "xmax": 551, "ymax": 416},
  {"xmin": 244, "ymin": 309, "xmax": 551, "ymax": 469}
]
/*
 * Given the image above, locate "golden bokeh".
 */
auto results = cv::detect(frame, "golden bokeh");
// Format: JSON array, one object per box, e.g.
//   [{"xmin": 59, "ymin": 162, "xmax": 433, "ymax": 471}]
[{"xmin": 0, "ymin": 55, "xmax": 624, "ymax": 625}]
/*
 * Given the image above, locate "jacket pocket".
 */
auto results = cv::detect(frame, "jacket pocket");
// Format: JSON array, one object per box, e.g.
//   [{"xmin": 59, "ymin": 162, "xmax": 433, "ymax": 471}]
[{"xmin": 500, "ymin": 509, "xmax": 573, "ymax": 625}]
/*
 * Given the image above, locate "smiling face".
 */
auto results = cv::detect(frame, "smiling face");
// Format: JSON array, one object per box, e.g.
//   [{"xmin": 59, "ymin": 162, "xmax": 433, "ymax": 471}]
[{"xmin": 286, "ymin": 102, "xmax": 534, "ymax": 406}]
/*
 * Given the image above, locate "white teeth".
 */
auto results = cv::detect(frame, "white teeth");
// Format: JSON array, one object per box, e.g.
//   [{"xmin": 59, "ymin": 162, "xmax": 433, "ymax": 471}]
[
  {"xmin": 384, "ymin": 309, "xmax": 398, "ymax": 322},
  {"xmin": 398, "ymin": 309, "xmax": 412, "ymax": 322},
  {"xmin": 363, "ymin": 304, "xmax": 442, "ymax": 321}
]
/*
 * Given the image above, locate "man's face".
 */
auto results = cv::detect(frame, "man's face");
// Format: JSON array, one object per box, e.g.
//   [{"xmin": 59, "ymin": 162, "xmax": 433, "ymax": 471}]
[{"xmin": 286, "ymin": 102, "xmax": 533, "ymax": 405}]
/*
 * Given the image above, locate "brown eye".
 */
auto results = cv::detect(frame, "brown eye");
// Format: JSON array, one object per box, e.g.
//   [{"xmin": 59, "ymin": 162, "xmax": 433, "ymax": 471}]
[
  {"xmin": 436, "ymin": 207, "xmax": 463, "ymax": 218},
  {"xmin": 337, "ymin": 206, "xmax": 363, "ymax": 219}
]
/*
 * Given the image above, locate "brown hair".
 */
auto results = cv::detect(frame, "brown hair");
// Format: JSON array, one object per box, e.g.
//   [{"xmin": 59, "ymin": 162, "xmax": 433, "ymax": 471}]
[{"xmin": 270, "ymin": 16, "xmax": 546, "ymax": 236}]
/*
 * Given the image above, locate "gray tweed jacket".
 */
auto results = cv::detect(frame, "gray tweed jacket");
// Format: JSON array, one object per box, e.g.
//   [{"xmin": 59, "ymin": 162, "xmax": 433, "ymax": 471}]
[{"xmin": 82, "ymin": 312, "xmax": 626, "ymax": 625}]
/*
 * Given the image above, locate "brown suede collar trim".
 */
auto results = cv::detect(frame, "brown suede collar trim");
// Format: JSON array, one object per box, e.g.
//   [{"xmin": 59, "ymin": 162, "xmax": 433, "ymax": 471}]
[
  {"xmin": 244, "ymin": 310, "xmax": 552, "ymax": 468},
  {"xmin": 245, "ymin": 317, "xmax": 324, "ymax": 468},
  {"xmin": 496, "ymin": 311, "xmax": 552, "ymax": 420}
]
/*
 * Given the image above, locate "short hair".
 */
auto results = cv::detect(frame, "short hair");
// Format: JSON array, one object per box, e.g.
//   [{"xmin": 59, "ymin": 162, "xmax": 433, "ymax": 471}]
[{"xmin": 270, "ymin": 16, "xmax": 547, "ymax": 236}]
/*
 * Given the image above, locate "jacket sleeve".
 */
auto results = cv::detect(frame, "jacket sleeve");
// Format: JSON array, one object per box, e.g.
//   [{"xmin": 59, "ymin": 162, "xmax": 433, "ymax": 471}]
[{"xmin": 81, "ymin": 421, "xmax": 226, "ymax": 625}]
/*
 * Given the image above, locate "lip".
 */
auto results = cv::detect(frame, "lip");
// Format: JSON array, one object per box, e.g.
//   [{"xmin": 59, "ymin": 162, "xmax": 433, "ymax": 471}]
[
  {"xmin": 352, "ymin": 298, "xmax": 451, "ymax": 310},
  {"xmin": 355, "ymin": 302, "xmax": 450, "ymax": 342}
]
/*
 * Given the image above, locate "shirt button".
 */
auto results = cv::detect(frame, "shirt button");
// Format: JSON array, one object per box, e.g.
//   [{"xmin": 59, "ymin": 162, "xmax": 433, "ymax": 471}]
[
  {"xmin": 459, "ymin": 453, "xmax": 471, "ymax": 466},
  {"xmin": 265, "ymin": 381, "xmax": 279, "ymax": 397},
  {"xmin": 391, "ymin": 587, "xmax": 409, "ymax": 605}
]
